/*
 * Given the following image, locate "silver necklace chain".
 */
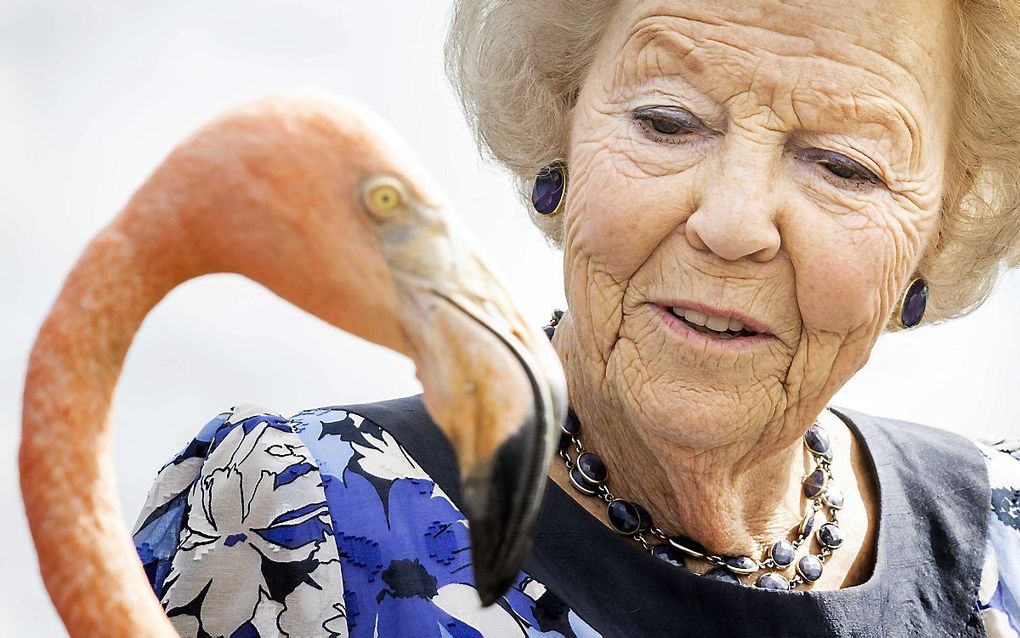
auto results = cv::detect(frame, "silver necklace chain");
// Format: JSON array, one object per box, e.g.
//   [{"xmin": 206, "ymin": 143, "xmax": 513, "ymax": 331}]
[{"xmin": 545, "ymin": 310, "xmax": 846, "ymax": 591}]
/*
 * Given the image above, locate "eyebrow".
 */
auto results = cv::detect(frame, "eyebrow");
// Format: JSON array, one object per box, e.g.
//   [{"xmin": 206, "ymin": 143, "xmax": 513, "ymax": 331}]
[
  {"xmin": 613, "ymin": 23, "xmax": 923, "ymax": 174},
  {"xmin": 797, "ymin": 92, "xmax": 921, "ymax": 174}
]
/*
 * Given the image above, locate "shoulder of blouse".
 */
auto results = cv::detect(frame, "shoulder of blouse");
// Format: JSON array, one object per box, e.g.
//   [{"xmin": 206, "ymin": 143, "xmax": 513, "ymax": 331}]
[
  {"xmin": 132, "ymin": 403, "xmax": 347, "ymax": 637},
  {"xmin": 133, "ymin": 401, "xmax": 444, "ymax": 637},
  {"xmin": 973, "ymin": 435, "xmax": 1020, "ymax": 638},
  {"xmin": 131, "ymin": 400, "xmax": 572, "ymax": 638}
]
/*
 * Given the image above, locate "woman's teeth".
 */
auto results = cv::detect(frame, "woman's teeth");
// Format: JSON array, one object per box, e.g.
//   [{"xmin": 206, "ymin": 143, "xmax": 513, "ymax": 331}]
[{"xmin": 668, "ymin": 307, "xmax": 757, "ymax": 339}]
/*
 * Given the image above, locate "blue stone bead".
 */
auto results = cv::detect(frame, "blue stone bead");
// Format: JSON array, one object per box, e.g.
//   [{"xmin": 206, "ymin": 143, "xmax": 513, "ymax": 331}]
[
  {"xmin": 724, "ymin": 555, "xmax": 759, "ymax": 575},
  {"xmin": 668, "ymin": 535, "xmax": 708, "ymax": 559},
  {"xmin": 803, "ymin": 467, "xmax": 827, "ymax": 498},
  {"xmin": 703, "ymin": 567, "xmax": 741, "ymax": 585},
  {"xmin": 817, "ymin": 522, "xmax": 844, "ymax": 549},
  {"xmin": 531, "ymin": 164, "xmax": 565, "ymax": 214},
  {"xmin": 796, "ymin": 555, "xmax": 823, "ymax": 582},
  {"xmin": 804, "ymin": 425, "xmax": 831, "ymax": 455},
  {"xmin": 822, "ymin": 486, "xmax": 845, "ymax": 510},
  {"xmin": 900, "ymin": 278, "xmax": 928, "ymax": 328},
  {"xmin": 632, "ymin": 501, "xmax": 652, "ymax": 531},
  {"xmin": 651, "ymin": 543, "xmax": 686, "ymax": 568},
  {"xmin": 568, "ymin": 466, "xmax": 598, "ymax": 496},
  {"xmin": 576, "ymin": 452, "xmax": 608, "ymax": 484},
  {"xmin": 768, "ymin": 539, "xmax": 796, "ymax": 568},
  {"xmin": 798, "ymin": 510, "xmax": 817, "ymax": 539},
  {"xmin": 562, "ymin": 408, "xmax": 581, "ymax": 435},
  {"xmin": 756, "ymin": 572, "xmax": 790, "ymax": 590},
  {"xmin": 607, "ymin": 499, "xmax": 641, "ymax": 534}
]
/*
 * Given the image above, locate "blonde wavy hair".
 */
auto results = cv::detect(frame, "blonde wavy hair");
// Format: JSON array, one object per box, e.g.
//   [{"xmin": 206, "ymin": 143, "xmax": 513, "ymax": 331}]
[{"xmin": 445, "ymin": 0, "xmax": 1020, "ymax": 324}]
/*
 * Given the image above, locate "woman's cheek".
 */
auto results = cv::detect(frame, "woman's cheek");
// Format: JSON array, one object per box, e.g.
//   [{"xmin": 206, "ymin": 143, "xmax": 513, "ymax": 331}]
[
  {"xmin": 565, "ymin": 106, "xmax": 703, "ymax": 278},
  {"xmin": 566, "ymin": 169, "xmax": 695, "ymax": 280},
  {"xmin": 794, "ymin": 227, "xmax": 897, "ymax": 337}
]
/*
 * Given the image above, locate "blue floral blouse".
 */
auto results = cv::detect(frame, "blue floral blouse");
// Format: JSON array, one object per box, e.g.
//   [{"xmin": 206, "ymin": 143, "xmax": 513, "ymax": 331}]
[{"xmin": 133, "ymin": 402, "xmax": 1020, "ymax": 637}]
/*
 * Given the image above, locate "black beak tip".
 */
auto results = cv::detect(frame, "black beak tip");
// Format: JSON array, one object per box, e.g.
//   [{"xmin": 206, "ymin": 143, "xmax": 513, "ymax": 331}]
[
  {"xmin": 459, "ymin": 419, "xmax": 545, "ymax": 607},
  {"xmin": 469, "ymin": 524, "xmax": 519, "ymax": 607}
]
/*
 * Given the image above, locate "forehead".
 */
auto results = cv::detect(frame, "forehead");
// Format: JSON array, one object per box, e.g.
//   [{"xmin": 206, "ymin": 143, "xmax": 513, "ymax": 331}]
[{"xmin": 594, "ymin": 0, "xmax": 955, "ymax": 144}]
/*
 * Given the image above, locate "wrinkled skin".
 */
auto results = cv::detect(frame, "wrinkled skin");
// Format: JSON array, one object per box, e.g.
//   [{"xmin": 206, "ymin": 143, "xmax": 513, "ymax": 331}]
[{"xmin": 549, "ymin": 0, "xmax": 956, "ymax": 588}]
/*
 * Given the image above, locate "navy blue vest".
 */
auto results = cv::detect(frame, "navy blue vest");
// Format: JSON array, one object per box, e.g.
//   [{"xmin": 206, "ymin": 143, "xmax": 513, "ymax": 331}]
[{"xmin": 345, "ymin": 396, "xmax": 990, "ymax": 636}]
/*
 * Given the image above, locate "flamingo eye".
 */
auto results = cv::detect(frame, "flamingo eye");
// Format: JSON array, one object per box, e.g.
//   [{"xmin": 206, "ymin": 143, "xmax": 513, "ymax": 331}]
[{"xmin": 363, "ymin": 179, "xmax": 404, "ymax": 218}]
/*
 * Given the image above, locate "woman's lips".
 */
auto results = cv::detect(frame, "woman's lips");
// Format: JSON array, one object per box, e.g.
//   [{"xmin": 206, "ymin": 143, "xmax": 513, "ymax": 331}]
[
  {"xmin": 649, "ymin": 303, "xmax": 774, "ymax": 350},
  {"xmin": 653, "ymin": 299, "xmax": 772, "ymax": 335}
]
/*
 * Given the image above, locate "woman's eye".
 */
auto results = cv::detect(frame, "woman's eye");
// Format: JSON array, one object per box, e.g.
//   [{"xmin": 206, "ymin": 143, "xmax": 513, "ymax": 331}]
[
  {"xmin": 632, "ymin": 106, "xmax": 705, "ymax": 142},
  {"xmin": 802, "ymin": 149, "xmax": 885, "ymax": 189},
  {"xmin": 649, "ymin": 117, "xmax": 683, "ymax": 135}
]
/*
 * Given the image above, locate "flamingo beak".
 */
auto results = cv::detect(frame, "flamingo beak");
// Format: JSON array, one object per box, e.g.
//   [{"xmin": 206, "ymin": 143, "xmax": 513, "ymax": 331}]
[
  {"xmin": 361, "ymin": 175, "xmax": 566, "ymax": 604},
  {"xmin": 396, "ymin": 281, "xmax": 566, "ymax": 606},
  {"xmin": 432, "ymin": 291, "xmax": 566, "ymax": 606}
]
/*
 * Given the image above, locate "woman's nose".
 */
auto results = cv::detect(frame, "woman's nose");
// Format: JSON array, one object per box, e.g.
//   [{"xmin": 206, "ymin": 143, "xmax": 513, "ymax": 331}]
[{"xmin": 684, "ymin": 141, "xmax": 782, "ymax": 263}]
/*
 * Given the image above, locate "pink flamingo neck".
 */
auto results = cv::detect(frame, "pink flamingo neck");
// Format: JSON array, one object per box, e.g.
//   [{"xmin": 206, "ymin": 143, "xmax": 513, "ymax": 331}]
[{"xmin": 21, "ymin": 214, "xmax": 191, "ymax": 636}]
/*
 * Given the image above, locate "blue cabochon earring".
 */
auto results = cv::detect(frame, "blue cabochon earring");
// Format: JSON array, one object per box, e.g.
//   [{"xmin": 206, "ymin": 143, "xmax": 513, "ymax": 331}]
[
  {"xmin": 532, "ymin": 162, "xmax": 567, "ymax": 215},
  {"xmin": 894, "ymin": 276, "xmax": 928, "ymax": 329}
]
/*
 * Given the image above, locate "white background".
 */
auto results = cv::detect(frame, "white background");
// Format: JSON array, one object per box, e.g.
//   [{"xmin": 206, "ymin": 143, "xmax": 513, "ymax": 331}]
[{"xmin": 2, "ymin": 1, "xmax": 1017, "ymax": 634}]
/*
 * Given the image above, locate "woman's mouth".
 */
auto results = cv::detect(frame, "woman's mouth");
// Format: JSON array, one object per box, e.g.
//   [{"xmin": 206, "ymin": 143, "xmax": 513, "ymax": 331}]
[
  {"xmin": 665, "ymin": 306, "xmax": 759, "ymax": 340},
  {"xmin": 650, "ymin": 303, "xmax": 772, "ymax": 349}
]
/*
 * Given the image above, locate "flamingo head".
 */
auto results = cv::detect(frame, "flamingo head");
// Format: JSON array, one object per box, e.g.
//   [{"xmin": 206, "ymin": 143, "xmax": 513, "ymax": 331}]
[{"xmin": 171, "ymin": 92, "xmax": 568, "ymax": 605}]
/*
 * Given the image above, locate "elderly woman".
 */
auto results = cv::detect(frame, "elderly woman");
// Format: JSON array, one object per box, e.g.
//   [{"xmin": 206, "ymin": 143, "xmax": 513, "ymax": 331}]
[{"xmin": 128, "ymin": 0, "xmax": 1020, "ymax": 635}]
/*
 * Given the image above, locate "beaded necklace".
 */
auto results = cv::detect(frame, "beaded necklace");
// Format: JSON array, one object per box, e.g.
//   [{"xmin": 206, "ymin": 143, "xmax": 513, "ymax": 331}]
[{"xmin": 544, "ymin": 310, "xmax": 846, "ymax": 591}]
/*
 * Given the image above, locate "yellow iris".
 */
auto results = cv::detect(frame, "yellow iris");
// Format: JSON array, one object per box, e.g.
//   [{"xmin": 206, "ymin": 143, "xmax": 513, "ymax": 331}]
[{"xmin": 365, "ymin": 181, "xmax": 402, "ymax": 216}]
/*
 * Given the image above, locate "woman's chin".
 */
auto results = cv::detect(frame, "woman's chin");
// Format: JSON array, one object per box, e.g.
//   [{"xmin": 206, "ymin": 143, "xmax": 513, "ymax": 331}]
[
  {"xmin": 619, "ymin": 387, "xmax": 769, "ymax": 449},
  {"xmin": 615, "ymin": 305, "xmax": 789, "ymax": 416}
]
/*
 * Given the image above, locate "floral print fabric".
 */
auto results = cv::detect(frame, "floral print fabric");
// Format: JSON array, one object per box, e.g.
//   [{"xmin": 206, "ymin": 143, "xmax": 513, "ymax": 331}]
[
  {"xmin": 133, "ymin": 405, "xmax": 346, "ymax": 637},
  {"xmin": 133, "ymin": 404, "xmax": 601, "ymax": 637},
  {"xmin": 134, "ymin": 403, "xmax": 1020, "ymax": 637}
]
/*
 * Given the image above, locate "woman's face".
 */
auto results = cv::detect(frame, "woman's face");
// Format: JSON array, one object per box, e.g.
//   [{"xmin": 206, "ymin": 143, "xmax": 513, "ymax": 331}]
[{"xmin": 561, "ymin": 0, "xmax": 956, "ymax": 447}]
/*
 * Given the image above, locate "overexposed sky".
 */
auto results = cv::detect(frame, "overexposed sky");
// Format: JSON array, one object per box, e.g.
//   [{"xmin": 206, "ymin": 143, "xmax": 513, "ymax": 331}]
[{"xmin": 3, "ymin": 1, "xmax": 1018, "ymax": 633}]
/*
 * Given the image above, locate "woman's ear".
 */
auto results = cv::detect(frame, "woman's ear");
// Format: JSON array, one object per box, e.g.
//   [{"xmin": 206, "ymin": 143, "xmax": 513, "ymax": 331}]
[{"xmin": 896, "ymin": 157, "xmax": 982, "ymax": 332}]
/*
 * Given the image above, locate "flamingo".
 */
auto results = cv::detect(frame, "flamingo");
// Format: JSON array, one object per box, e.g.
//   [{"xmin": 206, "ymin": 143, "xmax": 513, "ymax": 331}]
[{"xmin": 19, "ymin": 92, "xmax": 566, "ymax": 637}]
